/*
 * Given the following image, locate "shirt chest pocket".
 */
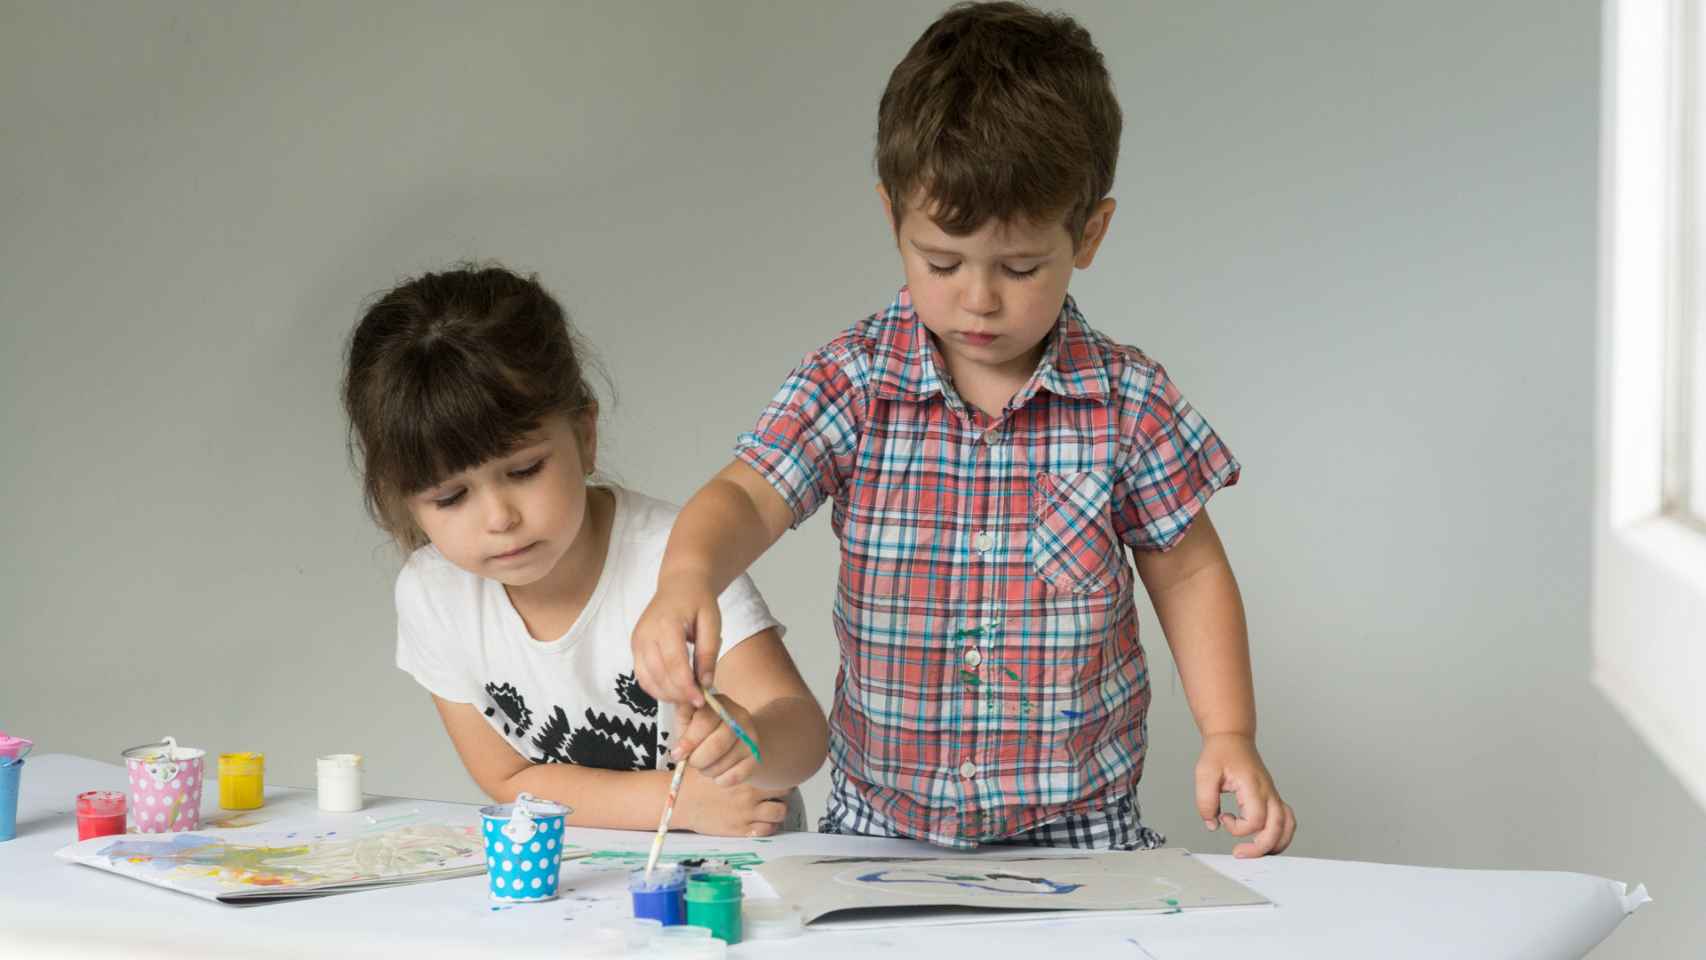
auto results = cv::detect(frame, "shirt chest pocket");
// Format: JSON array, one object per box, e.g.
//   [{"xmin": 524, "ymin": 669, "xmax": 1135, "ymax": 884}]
[{"xmin": 1029, "ymin": 470, "xmax": 1122, "ymax": 595}]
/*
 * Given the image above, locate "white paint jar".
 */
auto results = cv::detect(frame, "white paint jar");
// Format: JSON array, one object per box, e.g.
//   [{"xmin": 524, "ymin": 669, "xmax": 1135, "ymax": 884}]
[{"xmin": 316, "ymin": 753, "xmax": 364, "ymax": 812}]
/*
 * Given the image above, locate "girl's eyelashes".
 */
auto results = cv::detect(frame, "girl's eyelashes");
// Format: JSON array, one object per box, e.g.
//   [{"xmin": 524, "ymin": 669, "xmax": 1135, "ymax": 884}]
[
  {"xmin": 926, "ymin": 260, "xmax": 959, "ymax": 276},
  {"xmin": 430, "ymin": 489, "xmax": 466, "ymax": 509},
  {"xmin": 508, "ymin": 457, "xmax": 547, "ymax": 479}
]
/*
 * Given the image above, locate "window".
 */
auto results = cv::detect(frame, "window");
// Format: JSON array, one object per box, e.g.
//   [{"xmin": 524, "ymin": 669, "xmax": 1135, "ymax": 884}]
[{"xmin": 1596, "ymin": 0, "xmax": 1706, "ymax": 813}]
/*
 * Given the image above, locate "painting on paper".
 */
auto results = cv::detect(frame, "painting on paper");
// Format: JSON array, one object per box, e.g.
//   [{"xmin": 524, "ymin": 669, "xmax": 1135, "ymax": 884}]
[
  {"xmin": 757, "ymin": 847, "xmax": 1269, "ymax": 928},
  {"xmin": 55, "ymin": 822, "xmax": 486, "ymax": 903}
]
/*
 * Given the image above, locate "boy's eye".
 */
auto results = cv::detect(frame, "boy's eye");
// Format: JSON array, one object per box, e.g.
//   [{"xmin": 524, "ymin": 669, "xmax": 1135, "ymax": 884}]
[
  {"xmin": 1003, "ymin": 264, "xmax": 1041, "ymax": 279},
  {"xmin": 925, "ymin": 260, "xmax": 960, "ymax": 276},
  {"xmin": 431, "ymin": 489, "xmax": 466, "ymax": 509},
  {"xmin": 508, "ymin": 458, "xmax": 546, "ymax": 479}
]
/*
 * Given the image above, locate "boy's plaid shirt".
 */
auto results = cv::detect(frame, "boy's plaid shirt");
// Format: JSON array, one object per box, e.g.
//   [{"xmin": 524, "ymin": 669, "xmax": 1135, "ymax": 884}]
[{"xmin": 735, "ymin": 287, "xmax": 1239, "ymax": 848}]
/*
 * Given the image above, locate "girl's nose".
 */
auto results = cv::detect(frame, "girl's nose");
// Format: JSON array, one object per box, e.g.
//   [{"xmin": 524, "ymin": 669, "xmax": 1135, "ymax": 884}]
[{"xmin": 485, "ymin": 492, "xmax": 521, "ymax": 532}]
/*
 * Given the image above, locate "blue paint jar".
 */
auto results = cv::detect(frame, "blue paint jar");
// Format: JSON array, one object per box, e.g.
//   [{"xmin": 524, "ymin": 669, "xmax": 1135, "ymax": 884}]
[{"xmin": 630, "ymin": 866, "xmax": 687, "ymax": 925}]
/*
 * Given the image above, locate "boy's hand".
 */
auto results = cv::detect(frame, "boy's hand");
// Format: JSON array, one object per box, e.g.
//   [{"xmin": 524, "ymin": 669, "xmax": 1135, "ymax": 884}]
[
  {"xmin": 1194, "ymin": 733, "xmax": 1296, "ymax": 858},
  {"xmin": 632, "ymin": 577, "xmax": 722, "ymax": 707},
  {"xmin": 672, "ymin": 694, "xmax": 762, "ymax": 788},
  {"xmin": 677, "ymin": 764, "xmax": 790, "ymax": 838}
]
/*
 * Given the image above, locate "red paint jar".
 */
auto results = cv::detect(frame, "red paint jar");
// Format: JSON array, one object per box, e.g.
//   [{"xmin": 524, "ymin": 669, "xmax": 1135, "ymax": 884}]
[{"xmin": 75, "ymin": 790, "xmax": 127, "ymax": 840}]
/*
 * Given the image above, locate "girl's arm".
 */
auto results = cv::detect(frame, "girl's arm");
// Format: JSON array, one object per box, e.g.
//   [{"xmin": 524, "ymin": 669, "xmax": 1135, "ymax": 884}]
[
  {"xmin": 672, "ymin": 627, "xmax": 828, "ymax": 792},
  {"xmin": 431, "ymin": 695, "xmax": 675, "ymax": 830}
]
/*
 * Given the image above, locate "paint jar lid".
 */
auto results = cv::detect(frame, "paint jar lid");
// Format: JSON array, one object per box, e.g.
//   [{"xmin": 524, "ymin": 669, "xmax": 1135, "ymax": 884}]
[
  {"xmin": 742, "ymin": 901, "xmax": 804, "ymax": 939},
  {"xmin": 684, "ymin": 873, "xmax": 742, "ymax": 901},
  {"xmin": 316, "ymin": 753, "xmax": 364, "ymax": 772},
  {"xmin": 597, "ymin": 917, "xmax": 662, "ymax": 949},
  {"xmin": 629, "ymin": 865, "xmax": 686, "ymax": 891},
  {"xmin": 75, "ymin": 790, "xmax": 127, "ymax": 816},
  {"xmin": 656, "ymin": 925, "xmax": 714, "ymax": 939},
  {"xmin": 0, "ymin": 734, "xmax": 32, "ymax": 760},
  {"xmin": 122, "ymin": 736, "xmax": 204, "ymax": 762},
  {"xmin": 219, "ymin": 752, "xmax": 264, "ymax": 774}
]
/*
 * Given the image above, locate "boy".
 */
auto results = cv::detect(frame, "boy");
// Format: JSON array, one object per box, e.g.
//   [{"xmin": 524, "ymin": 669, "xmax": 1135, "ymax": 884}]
[{"xmin": 637, "ymin": 1, "xmax": 1295, "ymax": 856}]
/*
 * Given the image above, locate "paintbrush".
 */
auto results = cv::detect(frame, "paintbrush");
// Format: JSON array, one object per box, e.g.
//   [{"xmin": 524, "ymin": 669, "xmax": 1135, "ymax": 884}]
[
  {"xmin": 642, "ymin": 758, "xmax": 689, "ymax": 883},
  {"xmin": 641, "ymin": 685, "xmax": 761, "ymax": 882},
  {"xmin": 698, "ymin": 684, "xmax": 762, "ymax": 764}
]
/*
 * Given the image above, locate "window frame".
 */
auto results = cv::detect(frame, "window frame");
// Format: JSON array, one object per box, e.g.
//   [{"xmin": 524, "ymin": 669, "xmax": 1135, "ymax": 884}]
[{"xmin": 1595, "ymin": 0, "xmax": 1706, "ymax": 814}]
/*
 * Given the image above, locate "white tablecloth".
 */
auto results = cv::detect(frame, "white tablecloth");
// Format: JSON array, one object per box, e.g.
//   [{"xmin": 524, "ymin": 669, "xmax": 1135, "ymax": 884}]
[{"xmin": 0, "ymin": 755, "xmax": 1645, "ymax": 959}]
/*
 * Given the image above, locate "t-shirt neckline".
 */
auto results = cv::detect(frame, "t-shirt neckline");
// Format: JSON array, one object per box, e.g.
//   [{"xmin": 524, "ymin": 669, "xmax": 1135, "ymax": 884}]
[{"xmin": 494, "ymin": 484, "xmax": 628, "ymax": 656}]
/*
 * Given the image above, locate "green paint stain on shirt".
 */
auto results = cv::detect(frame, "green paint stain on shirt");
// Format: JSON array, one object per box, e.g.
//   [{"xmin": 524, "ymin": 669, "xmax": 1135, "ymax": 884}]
[{"xmin": 959, "ymin": 670, "xmax": 981, "ymax": 686}]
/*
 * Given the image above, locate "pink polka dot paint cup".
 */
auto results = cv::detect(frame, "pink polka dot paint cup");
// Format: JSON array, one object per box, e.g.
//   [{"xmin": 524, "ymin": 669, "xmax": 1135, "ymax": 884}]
[{"xmin": 121, "ymin": 736, "xmax": 206, "ymax": 834}]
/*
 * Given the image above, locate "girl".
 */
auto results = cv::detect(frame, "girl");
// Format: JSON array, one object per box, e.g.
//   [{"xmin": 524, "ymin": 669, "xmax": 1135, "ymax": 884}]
[{"xmin": 342, "ymin": 264, "xmax": 827, "ymax": 836}]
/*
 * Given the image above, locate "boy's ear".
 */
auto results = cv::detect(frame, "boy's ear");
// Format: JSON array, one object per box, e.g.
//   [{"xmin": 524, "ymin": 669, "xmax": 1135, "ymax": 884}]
[
  {"xmin": 877, "ymin": 182, "xmax": 898, "ymax": 237},
  {"xmin": 1074, "ymin": 197, "xmax": 1117, "ymax": 269}
]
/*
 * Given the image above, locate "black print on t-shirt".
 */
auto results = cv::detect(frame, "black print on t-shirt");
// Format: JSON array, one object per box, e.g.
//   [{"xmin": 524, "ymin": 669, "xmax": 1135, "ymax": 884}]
[
  {"xmin": 483, "ymin": 682, "xmax": 533, "ymax": 737},
  {"xmin": 483, "ymin": 672, "xmax": 659, "ymax": 771}
]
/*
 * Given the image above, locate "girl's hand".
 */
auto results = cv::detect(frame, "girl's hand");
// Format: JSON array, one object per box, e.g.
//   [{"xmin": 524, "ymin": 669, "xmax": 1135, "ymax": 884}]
[
  {"xmin": 1194, "ymin": 733, "xmax": 1296, "ymax": 858},
  {"xmin": 677, "ymin": 764, "xmax": 790, "ymax": 838},
  {"xmin": 673, "ymin": 693, "xmax": 762, "ymax": 787}
]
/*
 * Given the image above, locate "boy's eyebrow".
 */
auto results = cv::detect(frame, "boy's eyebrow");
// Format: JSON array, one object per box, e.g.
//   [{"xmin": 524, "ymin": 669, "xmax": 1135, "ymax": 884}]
[{"xmin": 909, "ymin": 239, "xmax": 1052, "ymax": 259}]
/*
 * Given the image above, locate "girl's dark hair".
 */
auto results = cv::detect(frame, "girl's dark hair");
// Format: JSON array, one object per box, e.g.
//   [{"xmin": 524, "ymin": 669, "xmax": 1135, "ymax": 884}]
[{"xmin": 342, "ymin": 263, "xmax": 600, "ymax": 551}]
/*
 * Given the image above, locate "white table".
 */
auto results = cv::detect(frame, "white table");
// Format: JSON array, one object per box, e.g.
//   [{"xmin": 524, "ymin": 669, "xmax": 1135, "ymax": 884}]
[{"xmin": 0, "ymin": 755, "xmax": 1646, "ymax": 959}]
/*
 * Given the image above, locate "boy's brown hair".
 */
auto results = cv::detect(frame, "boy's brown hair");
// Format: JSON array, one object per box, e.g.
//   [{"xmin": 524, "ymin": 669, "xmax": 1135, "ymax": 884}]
[{"xmin": 876, "ymin": 1, "xmax": 1121, "ymax": 244}]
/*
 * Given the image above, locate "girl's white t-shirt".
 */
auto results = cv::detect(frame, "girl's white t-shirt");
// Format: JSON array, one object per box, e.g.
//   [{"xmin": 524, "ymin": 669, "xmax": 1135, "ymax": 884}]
[{"xmin": 394, "ymin": 485, "xmax": 783, "ymax": 772}]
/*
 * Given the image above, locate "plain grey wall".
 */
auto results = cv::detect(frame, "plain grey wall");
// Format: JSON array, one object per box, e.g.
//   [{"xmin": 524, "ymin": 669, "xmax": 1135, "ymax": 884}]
[{"xmin": 2, "ymin": 1, "xmax": 1698, "ymax": 954}]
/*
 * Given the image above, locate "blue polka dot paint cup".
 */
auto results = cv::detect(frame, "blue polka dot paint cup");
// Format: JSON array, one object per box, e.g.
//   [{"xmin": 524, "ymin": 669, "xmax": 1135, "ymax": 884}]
[{"xmin": 480, "ymin": 792, "xmax": 571, "ymax": 903}]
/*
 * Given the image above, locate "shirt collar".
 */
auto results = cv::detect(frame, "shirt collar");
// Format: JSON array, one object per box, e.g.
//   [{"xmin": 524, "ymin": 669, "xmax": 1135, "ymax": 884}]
[{"xmin": 870, "ymin": 288, "xmax": 1110, "ymax": 405}]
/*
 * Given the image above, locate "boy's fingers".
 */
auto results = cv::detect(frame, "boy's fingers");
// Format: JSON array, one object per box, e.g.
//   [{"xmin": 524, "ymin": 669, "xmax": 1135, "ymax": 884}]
[
  {"xmin": 1193, "ymin": 766, "xmax": 1222, "ymax": 829},
  {"xmin": 748, "ymin": 819, "xmax": 779, "ymax": 838},
  {"xmin": 691, "ymin": 607, "xmax": 722, "ymax": 698},
  {"xmin": 1235, "ymin": 797, "xmax": 1287, "ymax": 859},
  {"xmin": 1221, "ymin": 784, "xmax": 1268, "ymax": 838},
  {"xmin": 1275, "ymin": 804, "xmax": 1297, "ymax": 854}
]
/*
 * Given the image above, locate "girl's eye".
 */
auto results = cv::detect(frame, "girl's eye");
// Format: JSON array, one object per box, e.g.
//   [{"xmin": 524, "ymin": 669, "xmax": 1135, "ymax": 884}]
[
  {"xmin": 508, "ymin": 458, "xmax": 546, "ymax": 479},
  {"xmin": 1003, "ymin": 264, "xmax": 1041, "ymax": 279},
  {"xmin": 926, "ymin": 260, "xmax": 960, "ymax": 276},
  {"xmin": 431, "ymin": 490, "xmax": 466, "ymax": 509}
]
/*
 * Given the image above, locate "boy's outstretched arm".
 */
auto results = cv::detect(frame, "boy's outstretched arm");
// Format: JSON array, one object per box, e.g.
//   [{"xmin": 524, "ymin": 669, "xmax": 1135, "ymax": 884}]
[
  {"xmin": 633, "ymin": 460, "xmax": 795, "ymax": 707},
  {"xmin": 1134, "ymin": 510, "xmax": 1298, "ymax": 858}
]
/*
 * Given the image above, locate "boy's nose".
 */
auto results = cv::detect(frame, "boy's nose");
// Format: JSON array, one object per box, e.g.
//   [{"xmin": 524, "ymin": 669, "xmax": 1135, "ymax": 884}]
[{"xmin": 960, "ymin": 275, "xmax": 999, "ymax": 316}]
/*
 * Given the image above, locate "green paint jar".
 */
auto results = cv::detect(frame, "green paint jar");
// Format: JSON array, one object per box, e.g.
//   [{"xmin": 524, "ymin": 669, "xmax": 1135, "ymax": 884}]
[{"xmin": 684, "ymin": 872, "xmax": 742, "ymax": 943}]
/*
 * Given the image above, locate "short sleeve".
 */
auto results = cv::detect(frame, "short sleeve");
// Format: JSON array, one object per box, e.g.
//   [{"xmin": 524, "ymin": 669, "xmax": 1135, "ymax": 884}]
[
  {"xmin": 393, "ymin": 563, "xmax": 484, "ymax": 703},
  {"xmin": 733, "ymin": 345, "xmax": 866, "ymax": 528},
  {"xmin": 1113, "ymin": 361, "xmax": 1241, "ymax": 551},
  {"xmin": 714, "ymin": 571, "xmax": 785, "ymax": 659}
]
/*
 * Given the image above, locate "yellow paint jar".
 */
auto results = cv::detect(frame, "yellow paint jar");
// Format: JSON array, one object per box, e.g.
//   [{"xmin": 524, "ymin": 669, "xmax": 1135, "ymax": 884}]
[{"xmin": 218, "ymin": 752, "xmax": 265, "ymax": 810}]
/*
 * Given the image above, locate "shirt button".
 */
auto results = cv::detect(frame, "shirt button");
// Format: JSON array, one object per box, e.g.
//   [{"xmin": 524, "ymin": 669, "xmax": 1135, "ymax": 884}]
[
  {"xmin": 982, "ymin": 430, "xmax": 1000, "ymax": 446},
  {"xmin": 959, "ymin": 760, "xmax": 978, "ymax": 779},
  {"xmin": 972, "ymin": 531, "xmax": 995, "ymax": 553},
  {"xmin": 963, "ymin": 648, "xmax": 983, "ymax": 668}
]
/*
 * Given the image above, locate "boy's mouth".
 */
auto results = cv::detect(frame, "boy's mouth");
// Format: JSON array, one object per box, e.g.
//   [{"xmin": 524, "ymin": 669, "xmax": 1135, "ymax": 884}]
[{"xmin": 957, "ymin": 331, "xmax": 998, "ymax": 346}]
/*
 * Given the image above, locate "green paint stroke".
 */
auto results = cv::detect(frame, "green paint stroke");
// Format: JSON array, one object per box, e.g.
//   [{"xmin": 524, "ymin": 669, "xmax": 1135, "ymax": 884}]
[
  {"xmin": 1003, "ymin": 667, "xmax": 1021, "ymax": 682},
  {"xmin": 573, "ymin": 849, "xmax": 765, "ymax": 870},
  {"xmin": 954, "ymin": 627, "xmax": 983, "ymax": 640},
  {"xmin": 959, "ymin": 670, "xmax": 981, "ymax": 687}
]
